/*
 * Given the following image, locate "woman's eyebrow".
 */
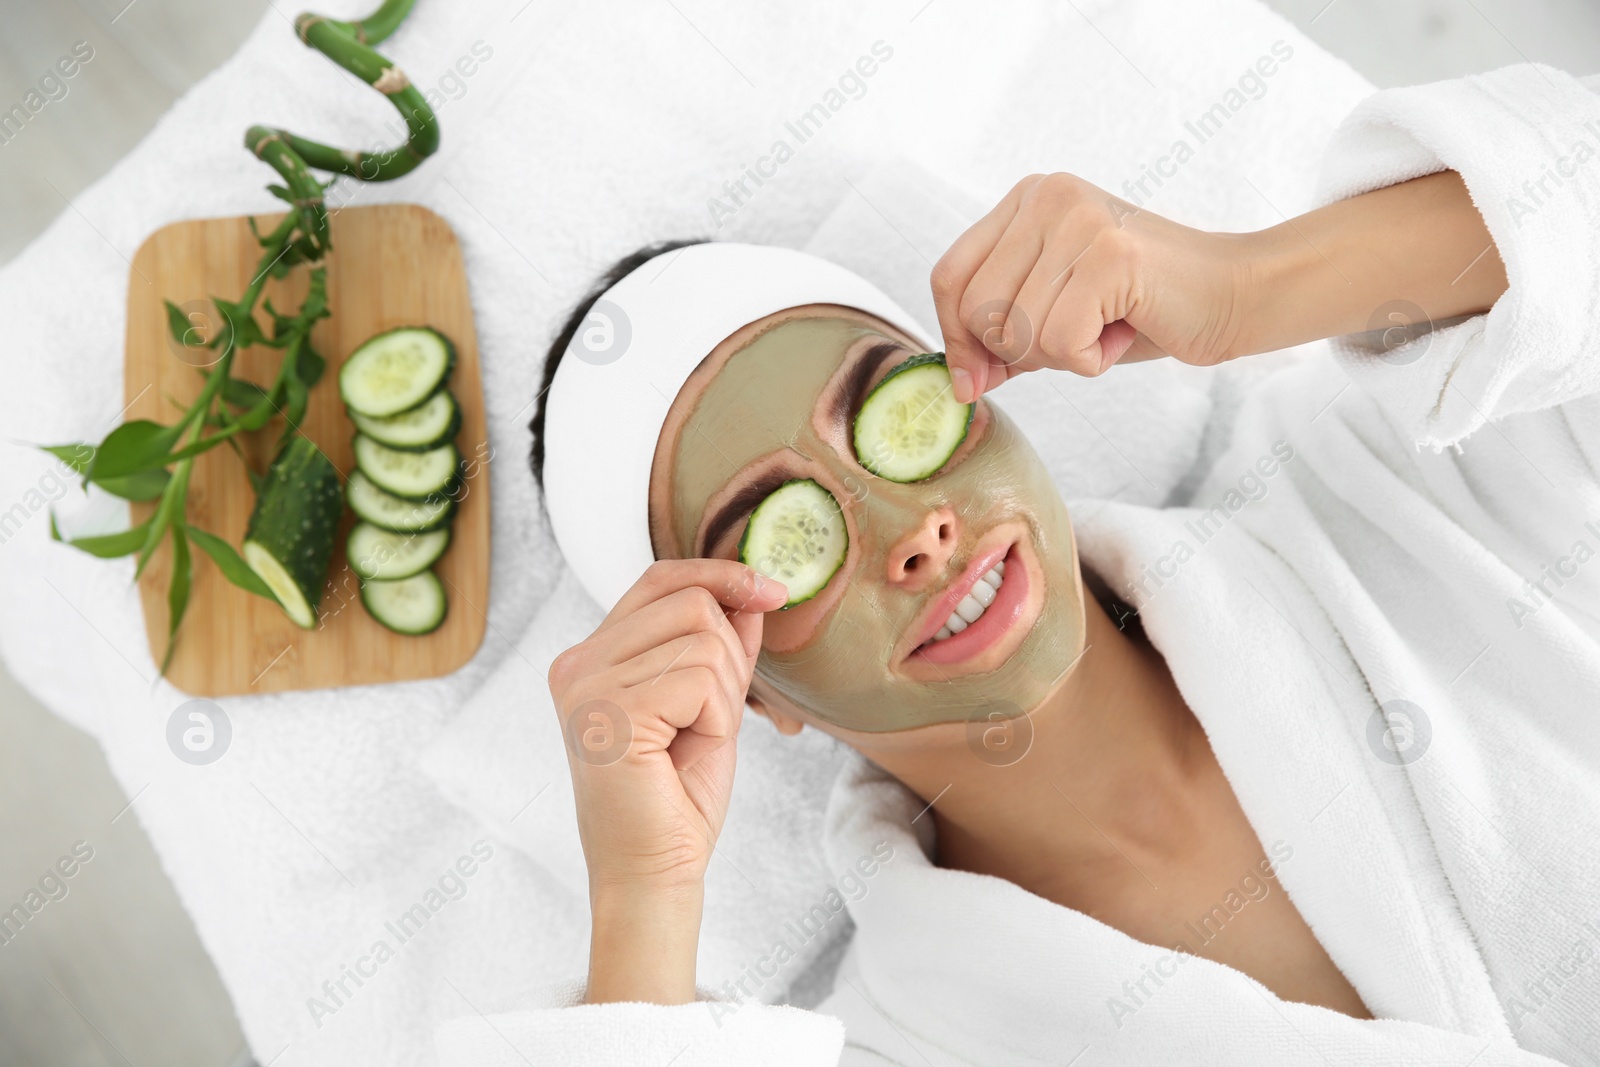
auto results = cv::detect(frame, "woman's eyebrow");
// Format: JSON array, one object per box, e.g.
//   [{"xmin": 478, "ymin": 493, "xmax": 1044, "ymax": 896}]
[
  {"xmin": 697, "ymin": 466, "xmax": 794, "ymax": 558},
  {"xmin": 829, "ymin": 339, "xmax": 910, "ymax": 428}
]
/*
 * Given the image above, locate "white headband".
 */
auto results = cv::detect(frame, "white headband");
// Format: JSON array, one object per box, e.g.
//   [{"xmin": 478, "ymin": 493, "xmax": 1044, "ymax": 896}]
[{"xmin": 541, "ymin": 241, "xmax": 936, "ymax": 613}]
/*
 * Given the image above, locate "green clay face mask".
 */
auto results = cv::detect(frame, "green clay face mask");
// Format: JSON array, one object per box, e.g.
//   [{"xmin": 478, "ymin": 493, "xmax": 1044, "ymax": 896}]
[{"xmin": 668, "ymin": 314, "xmax": 1084, "ymax": 734}]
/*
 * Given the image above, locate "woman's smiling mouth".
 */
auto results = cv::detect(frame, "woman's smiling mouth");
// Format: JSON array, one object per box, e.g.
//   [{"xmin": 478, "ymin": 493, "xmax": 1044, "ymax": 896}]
[{"xmin": 900, "ymin": 529, "xmax": 1040, "ymax": 674}]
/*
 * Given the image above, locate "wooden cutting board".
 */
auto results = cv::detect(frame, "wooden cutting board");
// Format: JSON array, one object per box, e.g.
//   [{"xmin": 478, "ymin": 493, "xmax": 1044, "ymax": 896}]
[{"xmin": 123, "ymin": 203, "xmax": 490, "ymax": 696}]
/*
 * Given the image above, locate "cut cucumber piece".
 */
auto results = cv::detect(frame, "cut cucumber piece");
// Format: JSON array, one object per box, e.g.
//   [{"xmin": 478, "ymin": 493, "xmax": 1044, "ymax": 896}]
[
  {"xmin": 242, "ymin": 436, "xmax": 343, "ymax": 628},
  {"xmin": 353, "ymin": 434, "xmax": 460, "ymax": 501},
  {"xmin": 346, "ymin": 470, "xmax": 455, "ymax": 533},
  {"xmin": 852, "ymin": 352, "xmax": 974, "ymax": 482},
  {"xmin": 347, "ymin": 522, "xmax": 450, "ymax": 581},
  {"xmin": 339, "ymin": 327, "xmax": 455, "ymax": 417},
  {"xmin": 348, "ymin": 390, "xmax": 461, "ymax": 451},
  {"xmin": 736, "ymin": 478, "xmax": 847, "ymax": 609},
  {"xmin": 361, "ymin": 569, "xmax": 448, "ymax": 635}
]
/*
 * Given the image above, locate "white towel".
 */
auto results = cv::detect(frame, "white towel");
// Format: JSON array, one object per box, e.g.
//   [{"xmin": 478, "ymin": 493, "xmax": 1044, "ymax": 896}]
[
  {"xmin": 428, "ymin": 58, "xmax": 1600, "ymax": 1067},
  {"xmin": 0, "ymin": 0, "xmax": 1371, "ymax": 1063}
]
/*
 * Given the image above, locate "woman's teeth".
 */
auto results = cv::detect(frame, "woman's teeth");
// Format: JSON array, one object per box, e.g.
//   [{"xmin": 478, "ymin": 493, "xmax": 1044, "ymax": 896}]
[{"xmin": 928, "ymin": 559, "xmax": 1006, "ymax": 644}]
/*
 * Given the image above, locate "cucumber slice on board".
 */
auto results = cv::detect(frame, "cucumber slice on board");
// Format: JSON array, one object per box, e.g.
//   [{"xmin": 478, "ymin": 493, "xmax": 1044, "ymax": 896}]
[
  {"xmin": 353, "ymin": 434, "xmax": 460, "ymax": 501},
  {"xmin": 361, "ymin": 569, "xmax": 448, "ymax": 635},
  {"xmin": 736, "ymin": 478, "xmax": 847, "ymax": 608},
  {"xmin": 348, "ymin": 390, "xmax": 461, "ymax": 451},
  {"xmin": 242, "ymin": 436, "xmax": 344, "ymax": 628},
  {"xmin": 339, "ymin": 327, "xmax": 455, "ymax": 417},
  {"xmin": 852, "ymin": 352, "xmax": 974, "ymax": 482},
  {"xmin": 347, "ymin": 522, "xmax": 451, "ymax": 581},
  {"xmin": 346, "ymin": 470, "xmax": 455, "ymax": 533}
]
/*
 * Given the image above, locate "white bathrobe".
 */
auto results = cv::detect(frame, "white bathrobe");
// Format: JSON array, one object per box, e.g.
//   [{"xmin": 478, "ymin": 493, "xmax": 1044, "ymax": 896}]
[{"xmin": 435, "ymin": 64, "xmax": 1600, "ymax": 1066}]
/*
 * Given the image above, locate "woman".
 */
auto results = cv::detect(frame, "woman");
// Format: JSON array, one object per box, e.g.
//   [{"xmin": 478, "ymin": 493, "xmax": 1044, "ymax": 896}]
[{"xmin": 443, "ymin": 64, "xmax": 1600, "ymax": 1067}]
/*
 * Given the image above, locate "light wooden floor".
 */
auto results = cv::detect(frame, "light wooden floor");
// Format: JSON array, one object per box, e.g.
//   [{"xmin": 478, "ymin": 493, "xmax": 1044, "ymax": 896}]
[
  {"xmin": 1, "ymin": 0, "xmax": 1597, "ymax": 1064},
  {"xmin": 0, "ymin": 670, "xmax": 250, "ymax": 1067},
  {"xmin": 0, "ymin": 3, "xmax": 268, "ymax": 1064}
]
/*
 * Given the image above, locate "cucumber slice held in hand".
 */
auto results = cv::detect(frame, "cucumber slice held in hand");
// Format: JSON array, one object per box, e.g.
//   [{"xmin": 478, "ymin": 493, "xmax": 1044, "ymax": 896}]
[
  {"xmin": 346, "ymin": 470, "xmax": 455, "ymax": 533},
  {"xmin": 353, "ymin": 434, "xmax": 461, "ymax": 501},
  {"xmin": 339, "ymin": 327, "xmax": 455, "ymax": 418},
  {"xmin": 242, "ymin": 436, "xmax": 344, "ymax": 629},
  {"xmin": 852, "ymin": 352, "xmax": 974, "ymax": 482},
  {"xmin": 736, "ymin": 478, "xmax": 848, "ymax": 609},
  {"xmin": 361, "ymin": 569, "xmax": 448, "ymax": 636},
  {"xmin": 347, "ymin": 522, "xmax": 450, "ymax": 581},
  {"xmin": 348, "ymin": 390, "xmax": 461, "ymax": 451}
]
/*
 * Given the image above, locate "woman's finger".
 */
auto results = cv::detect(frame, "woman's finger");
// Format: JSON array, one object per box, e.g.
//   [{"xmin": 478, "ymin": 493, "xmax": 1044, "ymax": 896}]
[
  {"xmin": 1005, "ymin": 235, "xmax": 1088, "ymax": 376},
  {"xmin": 599, "ymin": 557, "xmax": 785, "ymax": 635},
  {"xmin": 614, "ymin": 629, "xmax": 746, "ymax": 706},
  {"xmin": 1040, "ymin": 260, "xmax": 1140, "ymax": 377},
  {"xmin": 628, "ymin": 665, "xmax": 740, "ymax": 771},
  {"xmin": 959, "ymin": 211, "xmax": 1047, "ymax": 373},
  {"xmin": 931, "ymin": 176, "xmax": 1040, "ymax": 403},
  {"xmin": 591, "ymin": 585, "xmax": 748, "ymax": 673}
]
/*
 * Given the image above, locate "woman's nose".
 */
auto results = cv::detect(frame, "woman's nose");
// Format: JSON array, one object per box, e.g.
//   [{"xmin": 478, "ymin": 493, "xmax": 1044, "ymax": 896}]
[{"xmin": 885, "ymin": 506, "xmax": 959, "ymax": 588}]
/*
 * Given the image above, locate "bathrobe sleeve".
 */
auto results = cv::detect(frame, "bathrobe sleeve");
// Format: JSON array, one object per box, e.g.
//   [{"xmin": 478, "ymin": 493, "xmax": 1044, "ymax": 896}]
[
  {"xmin": 1313, "ymin": 65, "xmax": 1600, "ymax": 450},
  {"xmin": 432, "ymin": 982, "xmax": 846, "ymax": 1066}
]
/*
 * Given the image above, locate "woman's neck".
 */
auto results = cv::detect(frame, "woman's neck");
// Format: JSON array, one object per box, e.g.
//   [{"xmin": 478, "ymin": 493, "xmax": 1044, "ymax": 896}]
[{"xmin": 862, "ymin": 593, "xmax": 1212, "ymax": 897}]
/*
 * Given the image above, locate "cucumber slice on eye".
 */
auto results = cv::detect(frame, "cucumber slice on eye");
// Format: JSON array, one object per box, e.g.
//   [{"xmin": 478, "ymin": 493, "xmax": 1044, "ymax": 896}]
[
  {"xmin": 736, "ymin": 479, "xmax": 848, "ymax": 608},
  {"xmin": 852, "ymin": 352, "xmax": 974, "ymax": 482}
]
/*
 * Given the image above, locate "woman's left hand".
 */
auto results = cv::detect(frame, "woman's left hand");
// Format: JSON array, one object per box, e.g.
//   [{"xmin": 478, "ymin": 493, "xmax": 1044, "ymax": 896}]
[{"xmin": 931, "ymin": 172, "xmax": 1256, "ymax": 401}]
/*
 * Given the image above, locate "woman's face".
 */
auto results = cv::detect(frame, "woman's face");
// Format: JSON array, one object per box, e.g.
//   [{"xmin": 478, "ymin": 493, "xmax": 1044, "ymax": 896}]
[{"xmin": 648, "ymin": 304, "xmax": 1085, "ymax": 734}]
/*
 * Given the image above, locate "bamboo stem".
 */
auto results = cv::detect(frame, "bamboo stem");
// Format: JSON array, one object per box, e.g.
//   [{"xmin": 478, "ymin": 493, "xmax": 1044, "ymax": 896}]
[
  {"xmin": 321, "ymin": 0, "xmax": 414, "ymax": 45},
  {"xmin": 245, "ymin": 0, "xmax": 439, "ymax": 187}
]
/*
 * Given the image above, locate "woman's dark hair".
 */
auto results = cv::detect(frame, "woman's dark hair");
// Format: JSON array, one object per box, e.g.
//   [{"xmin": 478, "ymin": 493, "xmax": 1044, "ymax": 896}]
[{"xmin": 528, "ymin": 238, "xmax": 710, "ymax": 509}]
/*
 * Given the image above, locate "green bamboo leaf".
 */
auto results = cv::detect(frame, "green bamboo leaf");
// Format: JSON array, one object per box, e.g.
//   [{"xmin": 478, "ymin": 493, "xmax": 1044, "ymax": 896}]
[
  {"xmin": 162, "ymin": 526, "xmax": 193, "ymax": 675},
  {"xmin": 94, "ymin": 469, "xmax": 172, "ymax": 502},
  {"xmin": 134, "ymin": 512, "xmax": 170, "ymax": 580},
  {"xmin": 42, "ymin": 443, "xmax": 95, "ymax": 475},
  {"xmin": 296, "ymin": 340, "xmax": 326, "ymax": 388},
  {"xmin": 223, "ymin": 377, "xmax": 270, "ymax": 409},
  {"xmin": 56, "ymin": 518, "xmax": 157, "ymax": 559},
  {"xmin": 134, "ymin": 466, "xmax": 187, "ymax": 579},
  {"xmin": 188, "ymin": 526, "xmax": 276, "ymax": 601},
  {"xmin": 299, "ymin": 269, "xmax": 329, "ymax": 323},
  {"xmin": 164, "ymin": 299, "xmax": 210, "ymax": 355},
  {"xmin": 211, "ymin": 296, "xmax": 266, "ymax": 354},
  {"xmin": 89, "ymin": 419, "xmax": 181, "ymax": 481},
  {"xmin": 262, "ymin": 297, "xmax": 296, "ymax": 341},
  {"xmin": 162, "ymin": 427, "xmax": 246, "ymax": 463}
]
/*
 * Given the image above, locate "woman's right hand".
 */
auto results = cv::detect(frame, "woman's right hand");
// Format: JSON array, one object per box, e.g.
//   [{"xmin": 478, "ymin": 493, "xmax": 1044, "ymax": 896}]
[{"xmin": 547, "ymin": 558, "xmax": 787, "ymax": 1004}]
